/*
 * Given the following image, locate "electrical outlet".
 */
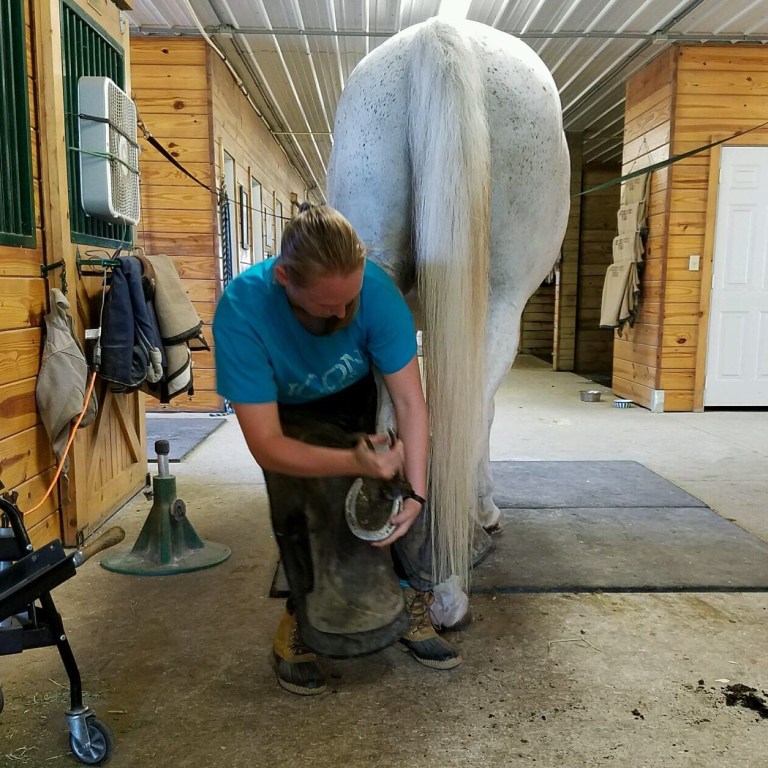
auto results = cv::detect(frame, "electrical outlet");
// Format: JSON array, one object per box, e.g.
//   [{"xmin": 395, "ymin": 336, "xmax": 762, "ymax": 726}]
[{"xmin": 689, "ymin": 254, "xmax": 701, "ymax": 271}]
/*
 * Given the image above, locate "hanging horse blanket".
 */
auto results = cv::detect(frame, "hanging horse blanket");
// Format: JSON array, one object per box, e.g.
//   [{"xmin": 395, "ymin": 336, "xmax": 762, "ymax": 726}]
[
  {"xmin": 99, "ymin": 256, "xmax": 164, "ymax": 391},
  {"xmin": 99, "ymin": 255, "xmax": 208, "ymax": 403},
  {"xmin": 35, "ymin": 288, "xmax": 98, "ymax": 472},
  {"xmin": 144, "ymin": 253, "xmax": 210, "ymax": 403},
  {"xmin": 139, "ymin": 254, "xmax": 210, "ymax": 403},
  {"xmin": 599, "ymin": 171, "xmax": 650, "ymax": 333}
]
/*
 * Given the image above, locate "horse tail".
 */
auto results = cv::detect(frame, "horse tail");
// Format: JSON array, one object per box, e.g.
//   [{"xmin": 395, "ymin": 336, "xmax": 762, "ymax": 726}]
[{"xmin": 408, "ymin": 20, "xmax": 490, "ymax": 588}]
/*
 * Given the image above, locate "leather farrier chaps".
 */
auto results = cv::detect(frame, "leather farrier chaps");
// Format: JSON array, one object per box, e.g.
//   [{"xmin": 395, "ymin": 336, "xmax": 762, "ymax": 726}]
[{"xmin": 264, "ymin": 413, "xmax": 409, "ymax": 658}]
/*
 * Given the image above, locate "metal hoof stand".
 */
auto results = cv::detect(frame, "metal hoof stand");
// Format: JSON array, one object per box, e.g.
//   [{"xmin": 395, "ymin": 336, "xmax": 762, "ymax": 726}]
[
  {"xmin": 101, "ymin": 440, "xmax": 231, "ymax": 576},
  {"xmin": 0, "ymin": 488, "xmax": 124, "ymax": 765}
]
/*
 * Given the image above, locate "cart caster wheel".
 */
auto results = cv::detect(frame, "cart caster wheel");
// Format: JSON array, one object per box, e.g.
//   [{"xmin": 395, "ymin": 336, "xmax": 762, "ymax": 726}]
[{"xmin": 69, "ymin": 716, "xmax": 114, "ymax": 765}]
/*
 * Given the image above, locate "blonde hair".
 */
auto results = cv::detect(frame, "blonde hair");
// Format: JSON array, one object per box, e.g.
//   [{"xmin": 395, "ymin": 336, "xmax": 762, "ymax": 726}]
[{"xmin": 279, "ymin": 203, "xmax": 366, "ymax": 286}]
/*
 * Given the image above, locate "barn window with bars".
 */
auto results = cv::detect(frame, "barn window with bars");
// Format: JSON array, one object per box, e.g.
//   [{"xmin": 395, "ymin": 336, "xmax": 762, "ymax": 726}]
[
  {"xmin": 61, "ymin": 0, "xmax": 129, "ymax": 247},
  {"xmin": 0, "ymin": 0, "xmax": 36, "ymax": 248}
]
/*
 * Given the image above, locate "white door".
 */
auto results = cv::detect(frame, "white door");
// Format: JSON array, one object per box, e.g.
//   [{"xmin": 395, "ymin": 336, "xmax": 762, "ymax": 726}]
[{"xmin": 704, "ymin": 146, "xmax": 768, "ymax": 406}]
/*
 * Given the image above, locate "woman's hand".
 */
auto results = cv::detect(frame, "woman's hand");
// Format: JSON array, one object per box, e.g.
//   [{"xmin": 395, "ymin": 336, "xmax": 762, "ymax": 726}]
[
  {"xmin": 353, "ymin": 433, "xmax": 405, "ymax": 480},
  {"xmin": 371, "ymin": 496, "xmax": 423, "ymax": 547}
]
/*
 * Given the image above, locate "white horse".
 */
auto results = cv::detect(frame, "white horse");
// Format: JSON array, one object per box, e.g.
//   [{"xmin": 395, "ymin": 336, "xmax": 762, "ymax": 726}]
[{"xmin": 327, "ymin": 18, "xmax": 570, "ymax": 586}]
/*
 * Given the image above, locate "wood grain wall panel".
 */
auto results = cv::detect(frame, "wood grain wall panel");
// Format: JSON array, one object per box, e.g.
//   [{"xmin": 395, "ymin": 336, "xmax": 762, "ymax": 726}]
[
  {"xmin": 140, "ymin": 161, "xmax": 212, "ymax": 186},
  {"xmin": 0, "ymin": 277, "xmax": 46, "ymax": 331},
  {"xmin": 136, "ymin": 113, "xmax": 210, "ymax": 139},
  {"xmin": 617, "ymin": 321, "xmax": 660, "ymax": 349},
  {"xmin": 132, "ymin": 67, "xmax": 208, "ymax": 92},
  {"xmin": 626, "ymin": 49, "xmax": 677, "ymax": 106},
  {"xmin": 0, "ymin": 426, "xmax": 55, "ymax": 498},
  {"xmin": 664, "ymin": 45, "xmax": 768, "ymax": 409},
  {"xmin": 130, "ymin": 38, "xmax": 221, "ymax": 414},
  {"xmin": 577, "ymin": 167, "xmax": 618, "ymax": 376},
  {"xmin": 612, "ymin": 51, "xmax": 679, "ymax": 408},
  {"xmin": 140, "ymin": 185, "xmax": 212, "ymax": 211},
  {"xmin": 0, "ymin": 328, "xmax": 41, "ymax": 387},
  {"xmin": 130, "ymin": 40, "xmax": 207, "ymax": 67},
  {"xmin": 520, "ymin": 285, "xmax": 555, "ymax": 360},
  {"xmin": 549, "ymin": 133, "xmax": 583, "ymax": 371},
  {"xmin": 138, "ymin": 231, "xmax": 216, "ymax": 258},
  {"xmin": 678, "ymin": 47, "xmax": 768, "ymax": 70},
  {"xmin": 133, "ymin": 35, "xmax": 305, "ymax": 412},
  {"xmin": 613, "ymin": 358, "xmax": 655, "ymax": 389},
  {"xmin": 0, "ymin": 246, "xmax": 42, "ymax": 277},
  {"xmin": 0, "ymin": 1, "xmax": 56, "ymax": 533},
  {"xmin": 0, "ymin": 377, "xmax": 39, "ymax": 440},
  {"xmin": 614, "ymin": 338, "xmax": 658, "ymax": 368},
  {"xmin": 610, "ymin": 376, "xmax": 654, "ymax": 407},
  {"xmin": 28, "ymin": 513, "xmax": 63, "ymax": 551},
  {"xmin": 677, "ymin": 71, "xmax": 768, "ymax": 95},
  {"xmin": 138, "ymin": 136, "xmax": 212, "ymax": 165},
  {"xmin": 13, "ymin": 468, "xmax": 59, "ymax": 531}
]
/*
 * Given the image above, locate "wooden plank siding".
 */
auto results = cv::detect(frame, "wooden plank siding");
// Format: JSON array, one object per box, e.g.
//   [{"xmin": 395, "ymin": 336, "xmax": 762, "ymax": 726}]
[
  {"xmin": 575, "ymin": 164, "xmax": 620, "ymax": 376},
  {"xmin": 0, "ymin": 3, "xmax": 61, "ymax": 547},
  {"xmin": 130, "ymin": 38, "xmax": 221, "ymax": 412},
  {"xmin": 209, "ymin": 51, "xmax": 307, "ymax": 259},
  {"xmin": 550, "ymin": 132, "xmax": 584, "ymax": 371},
  {"xmin": 671, "ymin": 45, "xmax": 768, "ymax": 411},
  {"xmin": 15, "ymin": 0, "xmax": 145, "ymax": 547},
  {"xmin": 614, "ymin": 43, "xmax": 768, "ymax": 411},
  {"xmin": 612, "ymin": 47, "xmax": 677, "ymax": 408},
  {"xmin": 208, "ymin": 48, "xmax": 308, "ymax": 395},
  {"xmin": 130, "ymin": 37, "xmax": 308, "ymax": 413},
  {"xmin": 520, "ymin": 284, "xmax": 555, "ymax": 360}
]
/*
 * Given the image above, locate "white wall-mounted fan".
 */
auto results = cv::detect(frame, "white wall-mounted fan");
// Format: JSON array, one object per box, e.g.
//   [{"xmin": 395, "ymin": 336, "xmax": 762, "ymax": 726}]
[{"xmin": 78, "ymin": 76, "xmax": 141, "ymax": 226}]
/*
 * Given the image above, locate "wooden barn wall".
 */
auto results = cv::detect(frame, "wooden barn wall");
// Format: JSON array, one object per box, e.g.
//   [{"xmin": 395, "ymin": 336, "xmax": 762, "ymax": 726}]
[
  {"xmin": 575, "ymin": 164, "xmax": 621, "ymax": 376},
  {"xmin": 130, "ymin": 37, "xmax": 221, "ymax": 413},
  {"xmin": 616, "ymin": 44, "xmax": 768, "ymax": 411},
  {"xmin": 0, "ymin": 0, "xmax": 58, "ymax": 548},
  {"xmin": 553, "ymin": 132, "xmax": 584, "ymax": 371},
  {"xmin": 209, "ymin": 52, "xmax": 307, "ymax": 266},
  {"xmin": 671, "ymin": 45, "xmax": 768, "ymax": 411},
  {"xmin": 520, "ymin": 131, "xmax": 582, "ymax": 366},
  {"xmin": 1, "ymin": 0, "xmax": 138, "ymax": 549},
  {"xmin": 519, "ymin": 284, "xmax": 555, "ymax": 361},
  {"xmin": 613, "ymin": 47, "xmax": 677, "ymax": 409}
]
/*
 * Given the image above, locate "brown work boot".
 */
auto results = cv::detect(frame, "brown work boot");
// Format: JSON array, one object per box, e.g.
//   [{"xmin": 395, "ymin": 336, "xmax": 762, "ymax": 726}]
[
  {"xmin": 273, "ymin": 609, "xmax": 327, "ymax": 695},
  {"xmin": 399, "ymin": 588, "xmax": 463, "ymax": 669}
]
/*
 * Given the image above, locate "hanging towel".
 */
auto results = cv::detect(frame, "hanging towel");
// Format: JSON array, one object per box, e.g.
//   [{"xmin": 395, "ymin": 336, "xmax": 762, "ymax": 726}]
[
  {"xmin": 138, "ymin": 253, "xmax": 208, "ymax": 403},
  {"xmin": 144, "ymin": 254, "xmax": 208, "ymax": 347},
  {"xmin": 600, "ymin": 261, "xmax": 640, "ymax": 332},
  {"xmin": 35, "ymin": 289, "xmax": 98, "ymax": 472}
]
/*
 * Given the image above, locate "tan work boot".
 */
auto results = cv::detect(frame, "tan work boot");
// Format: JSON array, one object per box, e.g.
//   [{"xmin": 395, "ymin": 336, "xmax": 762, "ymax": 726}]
[
  {"xmin": 273, "ymin": 609, "xmax": 327, "ymax": 695},
  {"xmin": 399, "ymin": 588, "xmax": 463, "ymax": 669}
]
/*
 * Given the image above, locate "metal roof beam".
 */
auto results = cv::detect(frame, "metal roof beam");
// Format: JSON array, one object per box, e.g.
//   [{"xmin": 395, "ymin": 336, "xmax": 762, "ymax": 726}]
[{"xmin": 130, "ymin": 25, "xmax": 768, "ymax": 42}]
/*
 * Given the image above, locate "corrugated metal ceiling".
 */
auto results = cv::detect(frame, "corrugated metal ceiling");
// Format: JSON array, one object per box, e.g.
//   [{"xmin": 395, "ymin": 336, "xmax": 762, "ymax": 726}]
[{"xmin": 126, "ymin": 0, "xmax": 768, "ymax": 198}]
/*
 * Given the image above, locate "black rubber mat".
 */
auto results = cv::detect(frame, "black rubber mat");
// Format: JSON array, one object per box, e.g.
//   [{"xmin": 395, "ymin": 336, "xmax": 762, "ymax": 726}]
[
  {"xmin": 146, "ymin": 417, "xmax": 225, "ymax": 462},
  {"xmin": 472, "ymin": 461, "xmax": 768, "ymax": 593}
]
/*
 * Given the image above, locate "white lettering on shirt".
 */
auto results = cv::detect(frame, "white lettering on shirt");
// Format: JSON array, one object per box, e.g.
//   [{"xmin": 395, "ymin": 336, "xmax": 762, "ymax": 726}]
[{"xmin": 285, "ymin": 349, "xmax": 365, "ymax": 400}]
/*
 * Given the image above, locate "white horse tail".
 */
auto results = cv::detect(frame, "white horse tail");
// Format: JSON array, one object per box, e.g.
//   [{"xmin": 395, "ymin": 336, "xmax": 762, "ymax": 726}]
[{"xmin": 408, "ymin": 20, "xmax": 490, "ymax": 588}]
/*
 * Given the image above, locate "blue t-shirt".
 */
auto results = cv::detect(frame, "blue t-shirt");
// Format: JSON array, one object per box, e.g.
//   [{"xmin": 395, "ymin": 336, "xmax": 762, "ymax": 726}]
[{"xmin": 213, "ymin": 258, "xmax": 416, "ymax": 404}]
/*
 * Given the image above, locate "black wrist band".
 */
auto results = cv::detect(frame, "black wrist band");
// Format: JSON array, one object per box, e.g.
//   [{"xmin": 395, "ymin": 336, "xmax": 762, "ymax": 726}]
[{"xmin": 406, "ymin": 491, "xmax": 426, "ymax": 506}]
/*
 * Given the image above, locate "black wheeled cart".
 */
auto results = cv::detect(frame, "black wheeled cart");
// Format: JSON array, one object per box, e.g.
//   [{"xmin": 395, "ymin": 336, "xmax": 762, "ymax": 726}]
[{"xmin": 0, "ymin": 487, "xmax": 124, "ymax": 765}]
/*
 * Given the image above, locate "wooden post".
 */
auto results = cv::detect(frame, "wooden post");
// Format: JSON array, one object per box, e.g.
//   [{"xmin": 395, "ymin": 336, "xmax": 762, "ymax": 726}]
[{"xmin": 32, "ymin": 0, "xmax": 84, "ymax": 544}]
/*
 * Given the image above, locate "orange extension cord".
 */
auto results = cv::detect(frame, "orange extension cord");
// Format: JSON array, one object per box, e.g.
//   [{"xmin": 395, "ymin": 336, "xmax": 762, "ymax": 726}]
[{"xmin": 25, "ymin": 369, "xmax": 98, "ymax": 515}]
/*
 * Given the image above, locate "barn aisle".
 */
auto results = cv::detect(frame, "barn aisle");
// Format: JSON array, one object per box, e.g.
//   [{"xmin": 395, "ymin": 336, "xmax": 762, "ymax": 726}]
[{"xmin": 2, "ymin": 356, "xmax": 767, "ymax": 767}]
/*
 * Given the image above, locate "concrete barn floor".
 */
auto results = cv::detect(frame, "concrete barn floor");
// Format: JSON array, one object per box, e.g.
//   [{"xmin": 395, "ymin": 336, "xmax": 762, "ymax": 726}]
[{"xmin": 2, "ymin": 355, "xmax": 767, "ymax": 767}]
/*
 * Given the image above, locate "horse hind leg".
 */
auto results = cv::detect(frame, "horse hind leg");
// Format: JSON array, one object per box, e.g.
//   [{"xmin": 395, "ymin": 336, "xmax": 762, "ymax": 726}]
[{"xmin": 474, "ymin": 296, "xmax": 526, "ymax": 530}]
